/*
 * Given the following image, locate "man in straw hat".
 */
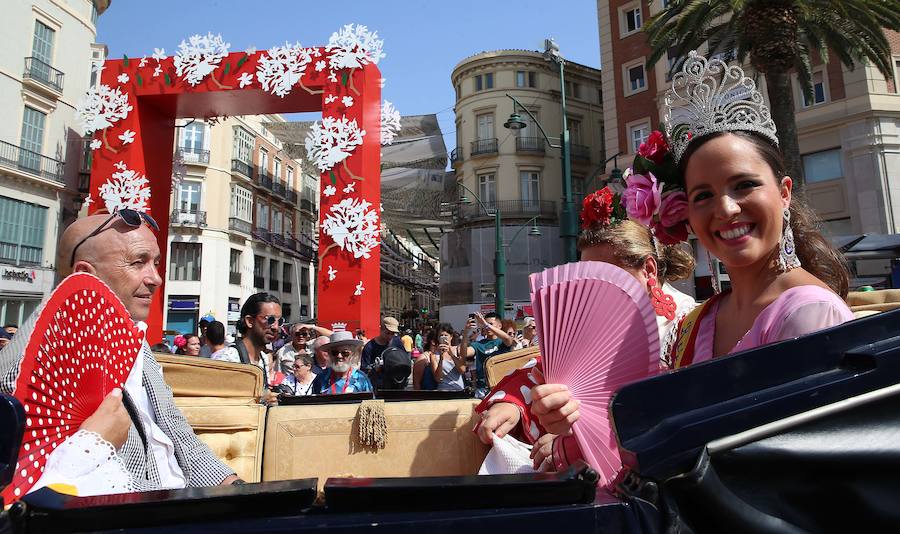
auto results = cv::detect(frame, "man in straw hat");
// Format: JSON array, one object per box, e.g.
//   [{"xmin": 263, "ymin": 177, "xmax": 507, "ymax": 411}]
[{"xmin": 311, "ymin": 330, "xmax": 373, "ymax": 394}]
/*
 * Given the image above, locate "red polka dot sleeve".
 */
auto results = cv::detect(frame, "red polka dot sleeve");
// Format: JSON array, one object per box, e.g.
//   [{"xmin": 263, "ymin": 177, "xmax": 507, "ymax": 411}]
[{"xmin": 473, "ymin": 356, "xmax": 546, "ymax": 445}]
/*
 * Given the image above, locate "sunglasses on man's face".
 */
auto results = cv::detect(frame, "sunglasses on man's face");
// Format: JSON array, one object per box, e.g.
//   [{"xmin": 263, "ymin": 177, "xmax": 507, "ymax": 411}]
[
  {"xmin": 70, "ymin": 208, "xmax": 159, "ymax": 267},
  {"xmin": 256, "ymin": 314, "xmax": 285, "ymax": 327},
  {"xmin": 294, "ymin": 331, "xmax": 309, "ymax": 337},
  {"xmin": 330, "ymin": 349, "xmax": 353, "ymax": 358}
]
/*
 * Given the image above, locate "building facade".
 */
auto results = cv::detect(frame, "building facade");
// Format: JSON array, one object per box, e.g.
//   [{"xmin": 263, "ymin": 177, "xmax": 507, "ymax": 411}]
[
  {"xmin": 442, "ymin": 50, "xmax": 604, "ymax": 325},
  {"xmin": 597, "ymin": 1, "xmax": 900, "ymax": 294},
  {"xmin": 0, "ymin": 0, "xmax": 108, "ymax": 328},
  {"xmin": 163, "ymin": 114, "xmax": 318, "ymax": 339}
]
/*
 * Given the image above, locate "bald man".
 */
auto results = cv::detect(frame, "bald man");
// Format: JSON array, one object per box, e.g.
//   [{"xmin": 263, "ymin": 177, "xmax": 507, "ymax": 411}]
[{"xmin": 1, "ymin": 213, "xmax": 238, "ymax": 493}]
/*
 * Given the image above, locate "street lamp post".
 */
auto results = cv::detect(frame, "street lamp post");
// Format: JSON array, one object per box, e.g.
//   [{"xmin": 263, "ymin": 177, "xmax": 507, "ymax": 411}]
[
  {"xmin": 503, "ymin": 38, "xmax": 577, "ymax": 263},
  {"xmin": 456, "ymin": 182, "xmax": 541, "ymax": 318}
]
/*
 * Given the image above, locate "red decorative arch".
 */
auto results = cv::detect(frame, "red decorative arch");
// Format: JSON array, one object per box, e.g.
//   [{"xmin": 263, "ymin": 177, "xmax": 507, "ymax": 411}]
[{"xmin": 82, "ymin": 36, "xmax": 383, "ymax": 342}]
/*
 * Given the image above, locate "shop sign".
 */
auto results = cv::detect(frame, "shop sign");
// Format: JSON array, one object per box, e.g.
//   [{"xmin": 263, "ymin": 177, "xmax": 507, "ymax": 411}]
[{"xmin": 2, "ymin": 269, "xmax": 36, "ymax": 283}]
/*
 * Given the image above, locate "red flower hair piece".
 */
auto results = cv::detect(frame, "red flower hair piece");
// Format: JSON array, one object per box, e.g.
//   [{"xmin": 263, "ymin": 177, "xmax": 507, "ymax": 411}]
[{"xmin": 580, "ymin": 186, "xmax": 624, "ymax": 230}]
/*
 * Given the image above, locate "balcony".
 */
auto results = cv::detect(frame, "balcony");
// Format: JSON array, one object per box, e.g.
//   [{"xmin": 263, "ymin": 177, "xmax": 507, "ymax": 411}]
[
  {"xmin": 269, "ymin": 278, "xmax": 280, "ymax": 291},
  {"xmin": 229, "ymin": 271, "xmax": 241, "ymax": 285},
  {"xmin": 287, "ymin": 188, "xmax": 299, "ymax": 204},
  {"xmin": 300, "ymin": 198, "xmax": 316, "ymax": 215},
  {"xmin": 0, "ymin": 140, "xmax": 64, "ymax": 186},
  {"xmin": 570, "ymin": 143, "xmax": 590, "ymax": 162},
  {"xmin": 181, "ymin": 148, "xmax": 210, "ymax": 165},
  {"xmin": 282, "ymin": 281, "xmax": 292, "ymax": 293},
  {"xmin": 470, "ymin": 138, "xmax": 498, "ymax": 157},
  {"xmin": 252, "ymin": 227, "xmax": 272, "ymax": 243},
  {"xmin": 450, "ymin": 147, "xmax": 462, "ymax": 165},
  {"xmin": 516, "ymin": 137, "xmax": 545, "ymax": 154},
  {"xmin": 228, "ymin": 217, "xmax": 252, "ymax": 235},
  {"xmin": 457, "ymin": 199, "xmax": 557, "ymax": 222},
  {"xmin": 254, "ymin": 275, "xmax": 265, "ymax": 288},
  {"xmin": 231, "ymin": 158, "xmax": 252, "ymax": 178},
  {"xmin": 170, "ymin": 209, "xmax": 207, "ymax": 227},
  {"xmin": 22, "ymin": 57, "xmax": 64, "ymax": 94},
  {"xmin": 256, "ymin": 169, "xmax": 273, "ymax": 191},
  {"xmin": 273, "ymin": 181, "xmax": 286, "ymax": 196},
  {"xmin": 271, "ymin": 233, "xmax": 286, "ymax": 248}
]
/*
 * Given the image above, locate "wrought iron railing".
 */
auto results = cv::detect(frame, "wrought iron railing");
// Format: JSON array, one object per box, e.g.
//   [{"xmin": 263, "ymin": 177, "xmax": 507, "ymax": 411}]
[
  {"xmin": 269, "ymin": 278, "xmax": 280, "ymax": 291},
  {"xmin": 252, "ymin": 228, "xmax": 272, "ymax": 243},
  {"xmin": 229, "ymin": 271, "xmax": 241, "ymax": 285},
  {"xmin": 516, "ymin": 136, "xmax": 545, "ymax": 153},
  {"xmin": 282, "ymin": 281, "xmax": 292, "ymax": 293},
  {"xmin": 170, "ymin": 209, "xmax": 207, "ymax": 226},
  {"xmin": 450, "ymin": 147, "xmax": 462, "ymax": 165},
  {"xmin": 287, "ymin": 188, "xmax": 299, "ymax": 204},
  {"xmin": 23, "ymin": 57, "xmax": 64, "ymax": 93},
  {"xmin": 470, "ymin": 138, "xmax": 498, "ymax": 156},
  {"xmin": 271, "ymin": 234, "xmax": 286, "ymax": 248},
  {"xmin": 570, "ymin": 143, "xmax": 590, "ymax": 162},
  {"xmin": 300, "ymin": 198, "xmax": 316, "ymax": 214},
  {"xmin": 181, "ymin": 148, "xmax": 210, "ymax": 164},
  {"xmin": 457, "ymin": 199, "xmax": 557, "ymax": 221},
  {"xmin": 257, "ymin": 169, "xmax": 273, "ymax": 191},
  {"xmin": 0, "ymin": 140, "xmax": 64, "ymax": 184},
  {"xmin": 229, "ymin": 217, "xmax": 252, "ymax": 235},
  {"xmin": 273, "ymin": 181, "xmax": 286, "ymax": 196},
  {"xmin": 254, "ymin": 275, "xmax": 265, "ymax": 288},
  {"xmin": 231, "ymin": 158, "xmax": 252, "ymax": 177}
]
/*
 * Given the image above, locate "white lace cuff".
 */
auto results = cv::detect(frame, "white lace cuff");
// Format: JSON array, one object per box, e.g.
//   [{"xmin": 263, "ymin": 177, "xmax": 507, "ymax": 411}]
[{"xmin": 29, "ymin": 429, "xmax": 134, "ymax": 496}]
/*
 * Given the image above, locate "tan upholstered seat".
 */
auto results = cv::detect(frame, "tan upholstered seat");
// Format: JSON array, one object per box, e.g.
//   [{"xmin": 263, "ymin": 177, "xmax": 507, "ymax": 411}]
[
  {"xmin": 262, "ymin": 399, "xmax": 489, "ymax": 488},
  {"xmin": 485, "ymin": 346, "xmax": 540, "ymax": 388},
  {"xmin": 156, "ymin": 354, "xmax": 266, "ymax": 482},
  {"xmin": 846, "ymin": 289, "xmax": 900, "ymax": 318}
]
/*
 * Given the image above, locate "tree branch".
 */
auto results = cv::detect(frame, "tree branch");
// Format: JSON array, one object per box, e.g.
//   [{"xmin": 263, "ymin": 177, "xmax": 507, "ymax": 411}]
[
  {"xmin": 318, "ymin": 242, "xmax": 339, "ymax": 261},
  {"xmin": 211, "ymin": 76, "xmax": 233, "ymax": 90},
  {"xmin": 348, "ymin": 70, "xmax": 360, "ymax": 96},
  {"xmin": 103, "ymin": 130, "xmax": 118, "ymax": 153},
  {"xmin": 342, "ymin": 159, "xmax": 363, "ymax": 181},
  {"xmin": 300, "ymin": 80, "xmax": 324, "ymax": 95}
]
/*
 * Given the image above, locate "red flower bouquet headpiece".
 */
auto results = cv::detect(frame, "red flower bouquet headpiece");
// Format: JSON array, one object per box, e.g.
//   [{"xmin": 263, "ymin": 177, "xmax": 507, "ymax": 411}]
[
  {"xmin": 580, "ymin": 186, "xmax": 626, "ymax": 230},
  {"xmin": 621, "ymin": 131, "xmax": 689, "ymax": 245}
]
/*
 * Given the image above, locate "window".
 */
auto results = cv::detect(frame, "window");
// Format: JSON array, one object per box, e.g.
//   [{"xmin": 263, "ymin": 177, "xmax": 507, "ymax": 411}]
[
  {"xmin": 568, "ymin": 118, "xmax": 583, "ymax": 144},
  {"xmin": 666, "ymin": 47, "xmax": 678, "ymax": 81},
  {"xmin": 259, "ymin": 148, "xmax": 269, "ymax": 174},
  {"xmin": 0, "ymin": 197, "xmax": 47, "ymax": 265},
  {"xmin": 274, "ymin": 158, "xmax": 282, "ymax": 183},
  {"xmin": 272, "ymin": 208, "xmax": 283, "ymax": 235},
  {"xmin": 19, "ymin": 107, "xmax": 46, "ymax": 170},
  {"xmin": 283, "ymin": 263, "xmax": 292, "ymax": 293},
  {"xmin": 257, "ymin": 200, "xmax": 269, "ymax": 229},
  {"xmin": 516, "ymin": 71, "xmax": 537, "ymax": 88},
  {"xmin": 32, "ymin": 21, "xmax": 55, "ymax": 66},
  {"xmin": 802, "ymin": 149, "xmax": 843, "ymax": 183},
  {"xmin": 455, "ymin": 83, "xmax": 461, "ymax": 99},
  {"xmin": 623, "ymin": 6, "xmax": 642, "ymax": 34},
  {"xmin": 229, "ymin": 249, "xmax": 241, "ymax": 285},
  {"xmin": 629, "ymin": 122, "xmax": 651, "ymax": 153},
  {"xmin": 230, "ymin": 185, "xmax": 253, "ymax": 221},
  {"xmin": 573, "ymin": 175, "xmax": 586, "ymax": 206},
  {"xmin": 284, "ymin": 212, "xmax": 294, "ymax": 236},
  {"xmin": 269, "ymin": 259, "xmax": 280, "ymax": 291},
  {"xmin": 802, "ymin": 71, "xmax": 827, "ymax": 107},
  {"xmin": 254, "ymin": 255, "xmax": 265, "ymax": 288},
  {"xmin": 627, "ymin": 64, "xmax": 646, "ymax": 94},
  {"xmin": 232, "ymin": 127, "xmax": 253, "ymax": 162},
  {"xmin": 177, "ymin": 181, "xmax": 201, "ymax": 213},
  {"xmin": 478, "ymin": 174, "xmax": 496, "ymax": 203},
  {"xmin": 475, "ymin": 75, "xmax": 483, "ymax": 91},
  {"xmin": 169, "ymin": 242, "xmax": 201, "ymax": 281},
  {"xmin": 485, "ymin": 73, "xmax": 494, "ymax": 89},
  {"xmin": 181, "ymin": 123, "xmax": 205, "ymax": 154},
  {"xmin": 476, "ymin": 113, "xmax": 494, "ymax": 140},
  {"xmin": 286, "ymin": 166, "xmax": 294, "ymax": 188},
  {"xmin": 894, "ymin": 59, "xmax": 900, "ymax": 93},
  {"xmin": 301, "ymin": 266, "xmax": 310, "ymax": 296},
  {"xmin": 520, "ymin": 171, "xmax": 540, "ymax": 203},
  {"xmin": 566, "ymin": 82, "xmax": 583, "ymax": 100}
]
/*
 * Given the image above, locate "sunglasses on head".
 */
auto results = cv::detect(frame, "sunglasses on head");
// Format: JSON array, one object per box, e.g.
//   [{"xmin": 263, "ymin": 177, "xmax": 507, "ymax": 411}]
[
  {"xmin": 330, "ymin": 349, "xmax": 353, "ymax": 357},
  {"xmin": 256, "ymin": 314, "xmax": 285, "ymax": 327},
  {"xmin": 70, "ymin": 208, "xmax": 159, "ymax": 267}
]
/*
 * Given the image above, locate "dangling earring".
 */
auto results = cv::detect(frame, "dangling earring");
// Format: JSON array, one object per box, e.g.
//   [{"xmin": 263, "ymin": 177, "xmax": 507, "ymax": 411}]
[
  {"xmin": 707, "ymin": 251, "xmax": 720, "ymax": 294},
  {"xmin": 777, "ymin": 208, "xmax": 801, "ymax": 273},
  {"xmin": 648, "ymin": 278, "xmax": 677, "ymax": 320}
]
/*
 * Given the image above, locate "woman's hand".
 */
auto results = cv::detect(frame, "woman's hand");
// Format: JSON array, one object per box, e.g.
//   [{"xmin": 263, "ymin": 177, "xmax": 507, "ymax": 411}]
[
  {"xmin": 530, "ymin": 384, "xmax": 580, "ymax": 436},
  {"xmin": 530, "ymin": 432, "xmax": 557, "ymax": 471},
  {"xmin": 475, "ymin": 402, "xmax": 521, "ymax": 445},
  {"xmin": 260, "ymin": 390, "xmax": 279, "ymax": 406},
  {"xmin": 437, "ymin": 342, "xmax": 451, "ymax": 354}
]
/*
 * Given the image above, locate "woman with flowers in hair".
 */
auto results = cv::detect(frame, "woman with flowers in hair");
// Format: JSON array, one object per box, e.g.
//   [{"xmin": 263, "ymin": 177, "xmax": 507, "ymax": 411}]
[
  {"xmin": 474, "ymin": 178, "xmax": 697, "ymax": 471},
  {"xmin": 530, "ymin": 51, "xmax": 854, "ymax": 463}
]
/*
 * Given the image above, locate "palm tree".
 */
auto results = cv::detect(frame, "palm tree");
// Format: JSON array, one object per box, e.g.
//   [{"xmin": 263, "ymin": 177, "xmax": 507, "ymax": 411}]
[{"xmin": 644, "ymin": 0, "xmax": 900, "ymax": 186}]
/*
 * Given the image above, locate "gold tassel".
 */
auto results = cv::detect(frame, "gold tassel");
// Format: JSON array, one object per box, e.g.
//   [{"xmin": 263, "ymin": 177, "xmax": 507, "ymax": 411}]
[{"xmin": 357, "ymin": 399, "xmax": 387, "ymax": 450}]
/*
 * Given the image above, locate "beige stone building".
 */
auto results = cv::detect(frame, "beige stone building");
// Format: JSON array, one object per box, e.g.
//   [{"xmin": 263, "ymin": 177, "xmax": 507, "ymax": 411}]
[
  {"xmin": 0, "ymin": 0, "xmax": 108, "ymax": 327},
  {"xmin": 163, "ymin": 114, "xmax": 318, "ymax": 339},
  {"xmin": 442, "ymin": 49, "xmax": 603, "ymax": 324},
  {"xmin": 597, "ymin": 1, "xmax": 900, "ymax": 294}
]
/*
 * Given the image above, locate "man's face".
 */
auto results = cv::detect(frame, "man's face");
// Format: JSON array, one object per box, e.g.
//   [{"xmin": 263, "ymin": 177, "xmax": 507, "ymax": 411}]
[
  {"xmin": 380, "ymin": 325, "xmax": 393, "ymax": 340},
  {"xmin": 484, "ymin": 317, "xmax": 501, "ymax": 338},
  {"xmin": 292, "ymin": 327, "xmax": 310, "ymax": 349},
  {"xmin": 4, "ymin": 326, "xmax": 16, "ymax": 336},
  {"xmin": 88, "ymin": 226, "xmax": 162, "ymax": 322},
  {"xmin": 329, "ymin": 345, "xmax": 357, "ymax": 373},
  {"xmin": 247, "ymin": 302, "xmax": 282, "ymax": 344},
  {"xmin": 0, "ymin": 338, "xmax": 8, "ymax": 349}
]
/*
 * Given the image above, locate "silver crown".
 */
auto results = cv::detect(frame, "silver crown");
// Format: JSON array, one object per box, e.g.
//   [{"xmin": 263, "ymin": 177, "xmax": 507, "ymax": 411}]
[{"xmin": 664, "ymin": 51, "xmax": 778, "ymax": 163}]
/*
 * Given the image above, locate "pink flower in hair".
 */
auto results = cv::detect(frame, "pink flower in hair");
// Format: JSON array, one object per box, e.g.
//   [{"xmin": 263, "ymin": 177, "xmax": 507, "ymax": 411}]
[
  {"xmin": 658, "ymin": 190, "xmax": 688, "ymax": 227},
  {"xmin": 622, "ymin": 171, "xmax": 661, "ymax": 227},
  {"xmin": 173, "ymin": 335, "xmax": 186, "ymax": 349}
]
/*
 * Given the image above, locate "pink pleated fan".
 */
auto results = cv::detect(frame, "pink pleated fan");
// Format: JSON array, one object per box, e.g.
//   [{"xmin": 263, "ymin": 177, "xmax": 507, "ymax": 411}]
[
  {"xmin": 530, "ymin": 261, "xmax": 660, "ymax": 487},
  {"xmin": 1, "ymin": 273, "xmax": 144, "ymax": 503}
]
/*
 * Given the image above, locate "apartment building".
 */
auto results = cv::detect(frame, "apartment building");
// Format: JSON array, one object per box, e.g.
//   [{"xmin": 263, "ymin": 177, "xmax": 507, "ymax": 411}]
[
  {"xmin": 597, "ymin": 1, "xmax": 900, "ymax": 294},
  {"xmin": 164, "ymin": 115, "xmax": 318, "ymax": 339},
  {"xmin": 0, "ymin": 0, "xmax": 108, "ymax": 327},
  {"xmin": 442, "ymin": 49, "xmax": 603, "ymax": 323}
]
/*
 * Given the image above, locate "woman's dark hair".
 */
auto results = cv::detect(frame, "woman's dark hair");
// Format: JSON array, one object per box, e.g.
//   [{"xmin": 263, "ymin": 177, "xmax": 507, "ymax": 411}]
[
  {"xmin": 679, "ymin": 130, "xmax": 849, "ymax": 298},
  {"xmin": 425, "ymin": 323, "xmax": 453, "ymax": 350},
  {"xmin": 237, "ymin": 292, "xmax": 281, "ymax": 334},
  {"xmin": 206, "ymin": 320, "xmax": 226, "ymax": 345}
]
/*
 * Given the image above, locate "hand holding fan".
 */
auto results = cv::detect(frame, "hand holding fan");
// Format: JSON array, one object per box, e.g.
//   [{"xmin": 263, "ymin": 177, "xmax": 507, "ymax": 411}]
[
  {"xmin": 530, "ymin": 261, "xmax": 660, "ymax": 487},
  {"xmin": 1, "ymin": 273, "xmax": 145, "ymax": 503}
]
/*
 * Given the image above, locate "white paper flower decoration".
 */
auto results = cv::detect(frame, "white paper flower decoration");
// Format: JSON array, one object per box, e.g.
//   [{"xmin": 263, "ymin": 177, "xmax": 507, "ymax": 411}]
[
  {"xmin": 256, "ymin": 42, "xmax": 316, "ymax": 97},
  {"xmin": 315, "ymin": 60, "xmax": 326, "ymax": 72},
  {"xmin": 327, "ymin": 265, "xmax": 337, "ymax": 281},
  {"xmin": 326, "ymin": 24, "xmax": 385, "ymax": 70},
  {"xmin": 304, "ymin": 116, "xmax": 366, "ymax": 179},
  {"xmin": 118, "ymin": 130, "xmax": 135, "ymax": 145},
  {"xmin": 354, "ymin": 281, "xmax": 365, "ymax": 296},
  {"xmin": 341, "ymin": 96, "xmax": 354, "ymax": 108},
  {"xmin": 89, "ymin": 139, "xmax": 102, "ymax": 150},
  {"xmin": 342, "ymin": 182, "xmax": 355, "ymax": 193},
  {"xmin": 152, "ymin": 48, "xmax": 167, "ymax": 62},
  {"xmin": 324, "ymin": 94, "xmax": 337, "ymax": 104},
  {"xmin": 173, "ymin": 33, "xmax": 230, "ymax": 86},
  {"xmin": 75, "ymin": 84, "xmax": 133, "ymax": 153},
  {"xmin": 99, "ymin": 163, "xmax": 151, "ymax": 212},
  {"xmin": 138, "ymin": 57, "xmax": 148, "ymax": 67},
  {"xmin": 323, "ymin": 184, "xmax": 337, "ymax": 197},
  {"xmin": 238, "ymin": 72, "xmax": 253, "ymax": 88},
  {"xmin": 117, "ymin": 73, "xmax": 129, "ymax": 84},
  {"xmin": 381, "ymin": 100, "xmax": 402, "ymax": 145},
  {"xmin": 320, "ymin": 197, "xmax": 380, "ymax": 260},
  {"xmin": 153, "ymin": 65, "xmax": 162, "ymax": 78}
]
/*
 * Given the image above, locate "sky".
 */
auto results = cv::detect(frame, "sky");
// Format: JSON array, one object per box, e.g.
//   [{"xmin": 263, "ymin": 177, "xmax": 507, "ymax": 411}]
[{"xmin": 96, "ymin": 0, "xmax": 601, "ymax": 156}]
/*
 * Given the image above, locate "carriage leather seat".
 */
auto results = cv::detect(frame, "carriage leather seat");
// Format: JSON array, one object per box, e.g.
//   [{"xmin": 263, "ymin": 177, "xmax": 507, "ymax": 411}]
[
  {"xmin": 846, "ymin": 289, "xmax": 900, "ymax": 318},
  {"xmin": 155, "ymin": 354, "xmax": 489, "ymax": 487}
]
